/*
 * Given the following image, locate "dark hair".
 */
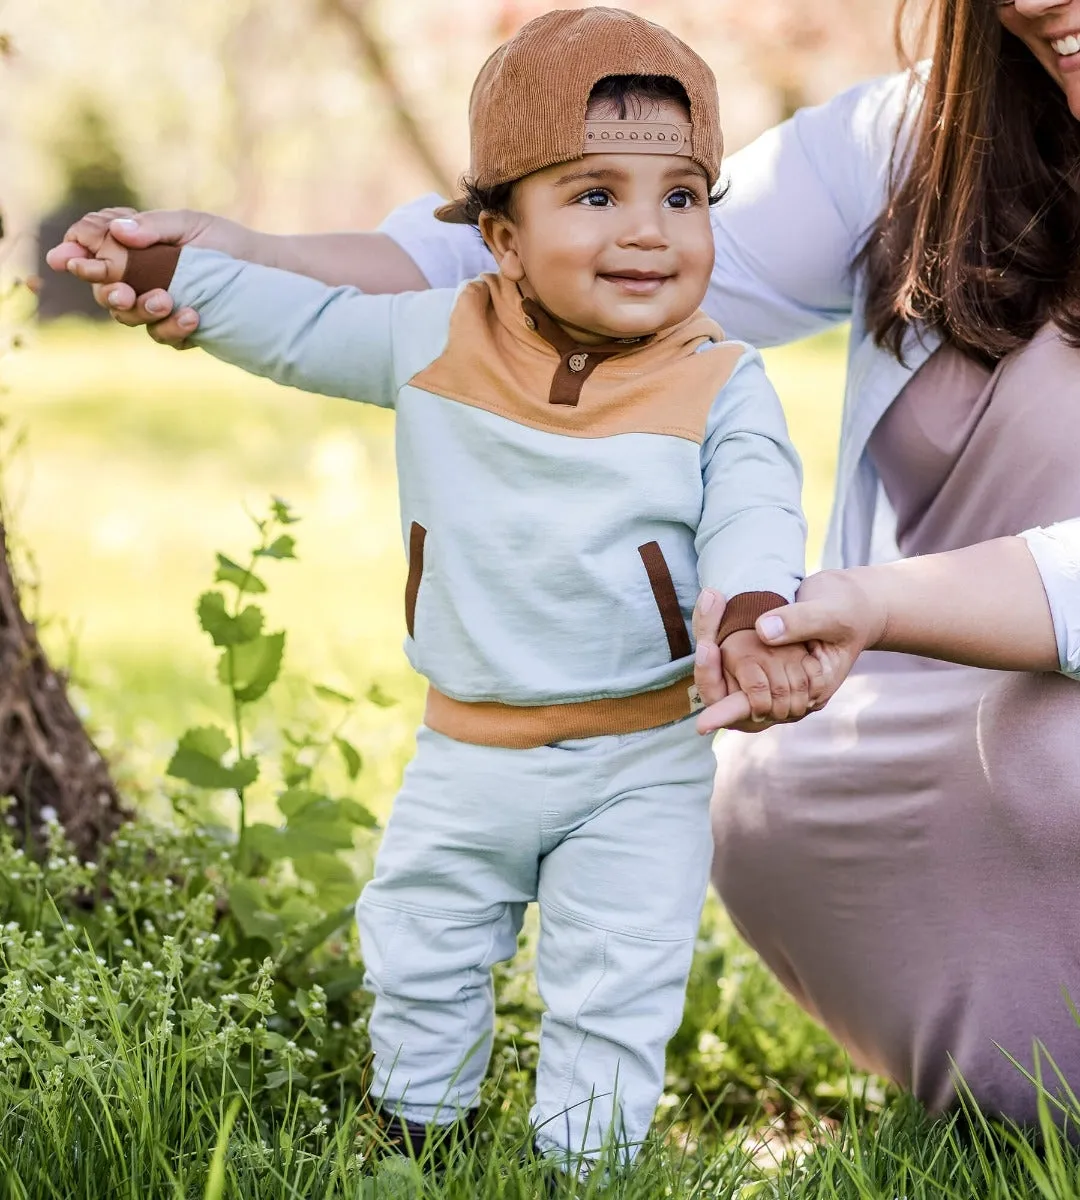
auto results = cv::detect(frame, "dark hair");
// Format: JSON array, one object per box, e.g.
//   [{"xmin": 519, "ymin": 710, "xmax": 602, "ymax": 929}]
[
  {"xmin": 459, "ymin": 74, "xmax": 722, "ymax": 226},
  {"xmin": 859, "ymin": 0, "xmax": 1080, "ymax": 363}
]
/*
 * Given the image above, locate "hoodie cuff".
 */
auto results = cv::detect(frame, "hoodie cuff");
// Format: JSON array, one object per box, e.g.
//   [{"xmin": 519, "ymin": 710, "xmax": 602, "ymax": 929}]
[
  {"xmin": 122, "ymin": 244, "xmax": 183, "ymax": 296},
  {"xmin": 715, "ymin": 591, "xmax": 787, "ymax": 646}
]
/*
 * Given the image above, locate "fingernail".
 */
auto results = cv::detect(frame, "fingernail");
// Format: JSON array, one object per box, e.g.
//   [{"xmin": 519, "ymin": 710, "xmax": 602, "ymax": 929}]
[
  {"xmin": 108, "ymin": 289, "xmax": 122, "ymax": 306},
  {"xmin": 695, "ymin": 642, "xmax": 710, "ymax": 665},
  {"xmin": 112, "ymin": 218, "xmax": 138, "ymax": 230},
  {"xmin": 759, "ymin": 615, "xmax": 785, "ymax": 641},
  {"xmin": 178, "ymin": 312, "xmax": 197, "ymax": 329},
  {"xmin": 145, "ymin": 298, "xmax": 167, "ymax": 314},
  {"xmin": 699, "ymin": 591, "xmax": 716, "ymax": 614}
]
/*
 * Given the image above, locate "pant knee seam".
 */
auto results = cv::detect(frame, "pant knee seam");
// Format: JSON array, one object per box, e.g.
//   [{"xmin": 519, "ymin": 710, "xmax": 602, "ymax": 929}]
[
  {"xmin": 542, "ymin": 897, "xmax": 698, "ymax": 943},
  {"xmin": 361, "ymin": 894, "xmax": 508, "ymax": 926}
]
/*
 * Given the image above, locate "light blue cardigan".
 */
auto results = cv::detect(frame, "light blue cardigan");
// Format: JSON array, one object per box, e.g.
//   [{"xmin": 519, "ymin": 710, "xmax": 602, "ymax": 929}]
[{"xmin": 380, "ymin": 70, "xmax": 1080, "ymax": 679}]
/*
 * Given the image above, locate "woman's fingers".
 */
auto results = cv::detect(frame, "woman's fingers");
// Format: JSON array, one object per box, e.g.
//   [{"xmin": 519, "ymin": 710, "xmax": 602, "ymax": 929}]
[
  {"xmin": 803, "ymin": 651, "xmax": 829, "ymax": 710},
  {"xmin": 106, "ymin": 207, "xmax": 209, "ymax": 249},
  {"xmin": 757, "ymin": 599, "xmax": 850, "ymax": 649},
  {"xmin": 693, "ymin": 638, "xmax": 726, "ymax": 707},
  {"xmin": 691, "ymin": 588, "xmax": 727, "ymax": 647},
  {"xmin": 696, "ymin": 690, "xmax": 752, "ymax": 735}
]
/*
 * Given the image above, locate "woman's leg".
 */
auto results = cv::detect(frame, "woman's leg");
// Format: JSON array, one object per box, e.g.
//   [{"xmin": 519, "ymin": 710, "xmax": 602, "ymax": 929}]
[{"xmin": 710, "ymin": 654, "xmax": 1080, "ymax": 1123}]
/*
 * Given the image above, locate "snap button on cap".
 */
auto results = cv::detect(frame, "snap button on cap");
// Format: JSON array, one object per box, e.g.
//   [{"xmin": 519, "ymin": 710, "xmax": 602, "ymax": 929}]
[
  {"xmin": 568, "ymin": 352, "xmax": 589, "ymax": 373},
  {"xmin": 524, "ymin": 315, "xmax": 537, "ymax": 331}
]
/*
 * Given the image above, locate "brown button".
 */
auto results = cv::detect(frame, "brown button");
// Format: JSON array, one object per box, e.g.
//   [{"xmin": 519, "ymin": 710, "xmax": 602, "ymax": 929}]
[{"xmin": 568, "ymin": 352, "xmax": 589, "ymax": 373}]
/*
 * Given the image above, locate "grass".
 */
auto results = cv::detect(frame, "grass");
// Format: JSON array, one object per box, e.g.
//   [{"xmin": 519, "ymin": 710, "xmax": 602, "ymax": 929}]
[{"xmin": 10, "ymin": 319, "xmax": 1080, "ymax": 1197}]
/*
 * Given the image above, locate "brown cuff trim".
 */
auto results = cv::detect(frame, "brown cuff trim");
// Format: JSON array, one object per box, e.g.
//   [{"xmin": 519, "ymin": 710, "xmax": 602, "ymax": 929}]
[
  {"xmin": 714, "ymin": 591, "xmax": 788, "ymax": 646},
  {"xmin": 122, "ymin": 244, "xmax": 183, "ymax": 297}
]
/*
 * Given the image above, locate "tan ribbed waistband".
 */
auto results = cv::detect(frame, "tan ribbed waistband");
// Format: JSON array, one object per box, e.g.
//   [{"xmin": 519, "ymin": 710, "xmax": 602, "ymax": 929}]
[{"xmin": 423, "ymin": 675, "xmax": 703, "ymax": 749}]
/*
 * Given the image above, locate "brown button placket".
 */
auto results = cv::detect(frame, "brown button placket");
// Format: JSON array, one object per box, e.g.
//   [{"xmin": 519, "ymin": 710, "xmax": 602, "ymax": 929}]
[{"xmin": 519, "ymin": 297, "xmax": 644, "ymax": 407}]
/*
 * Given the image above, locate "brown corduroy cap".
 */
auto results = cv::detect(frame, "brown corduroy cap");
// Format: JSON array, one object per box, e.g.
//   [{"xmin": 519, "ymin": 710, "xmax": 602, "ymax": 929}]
[{"xmin": 435, "ymin": 7, "xmax": 723, "ymax": 224}]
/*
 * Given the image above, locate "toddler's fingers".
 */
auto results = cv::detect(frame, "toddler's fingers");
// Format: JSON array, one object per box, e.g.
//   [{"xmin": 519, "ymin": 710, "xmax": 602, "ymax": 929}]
[
  {"xmin": 147, "ymin": 309, "xmax": 199, "ymax": 349},
  {"xmin": 93, "ymin": 282, "xmax": 136, "ymax": 312},
  {"xmin": 785, "ymin": 659, "xmax": 810, "ymax": 720},
  {"xmin": 67, "ymin": 257, "xmax": 111, "ymax": 283},
  {"xmin": 107, "ymin": 290, "xmax": 176, "ymax": 327},
  {"xmin": 735, "ymin": 661, "xmax": 775, "ymax": 723}
]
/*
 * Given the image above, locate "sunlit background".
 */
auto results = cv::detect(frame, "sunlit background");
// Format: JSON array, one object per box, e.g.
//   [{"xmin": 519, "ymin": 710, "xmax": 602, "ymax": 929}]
[{"xmin": 0, "ymin": 0, "xmax": 898, "ymax": 806}]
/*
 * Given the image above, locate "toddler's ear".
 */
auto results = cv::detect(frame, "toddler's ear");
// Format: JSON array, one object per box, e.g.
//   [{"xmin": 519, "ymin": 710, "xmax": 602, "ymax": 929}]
[{"xmin": 478, "ymin": 212, "xmax": 525, "ymax": 282}]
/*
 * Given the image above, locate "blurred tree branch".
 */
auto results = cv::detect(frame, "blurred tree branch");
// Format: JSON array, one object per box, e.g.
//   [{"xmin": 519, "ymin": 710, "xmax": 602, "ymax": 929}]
[{"xmin": 321, "ymin": 0, "xmax": 456, "ymax": 196}]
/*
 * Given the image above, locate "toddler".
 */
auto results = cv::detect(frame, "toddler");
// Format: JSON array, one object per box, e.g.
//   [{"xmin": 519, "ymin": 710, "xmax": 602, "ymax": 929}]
[{"xmin": 83, "ymin": 6, "xmax": 820, "ymax": 1168}]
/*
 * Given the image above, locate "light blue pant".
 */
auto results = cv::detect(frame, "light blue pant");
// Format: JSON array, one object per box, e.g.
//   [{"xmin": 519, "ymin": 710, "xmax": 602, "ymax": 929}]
[{"xmin": 355, "ymin": 716, "xmax": 716, "ymax": 1160}]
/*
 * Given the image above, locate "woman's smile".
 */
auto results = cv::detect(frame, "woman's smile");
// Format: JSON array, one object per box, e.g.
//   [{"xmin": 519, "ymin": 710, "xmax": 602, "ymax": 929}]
[{"xmin": 1000, "ymin": 1, "xmax": 1080, "ymax": 112}]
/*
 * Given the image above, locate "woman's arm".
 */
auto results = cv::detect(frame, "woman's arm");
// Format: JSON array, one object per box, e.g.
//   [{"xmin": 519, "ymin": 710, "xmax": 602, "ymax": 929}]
[
  {"xmin": 693, "ymin": 536, "xmax": 1062, "ymax": 732},
  {"xmin": 798, "ymin": 538, "xmax": 1058, "ymax": 671}
]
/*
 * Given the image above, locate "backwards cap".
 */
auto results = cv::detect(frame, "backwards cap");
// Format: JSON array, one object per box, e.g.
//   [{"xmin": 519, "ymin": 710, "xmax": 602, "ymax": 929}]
[{"xmin": 435, "ymin": 7, "xmax": 723, "ymax": 223}]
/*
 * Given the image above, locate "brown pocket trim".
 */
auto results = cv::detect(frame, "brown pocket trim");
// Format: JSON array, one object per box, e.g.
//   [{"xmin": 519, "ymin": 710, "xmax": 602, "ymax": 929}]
[
  {"xmin": 404, "ymin": 522, "xmax": 427, "ymax": 639},
  {"xmin": 638, "ymin": 541, "xmax": 692, "ymax": 662}
]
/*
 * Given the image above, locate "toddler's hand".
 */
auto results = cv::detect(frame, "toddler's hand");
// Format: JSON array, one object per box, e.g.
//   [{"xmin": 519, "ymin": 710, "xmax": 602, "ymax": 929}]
[
  {"xmin": 718, "ymin": 629, "xmax": 826, "ymax": 725},
  {"xmin": 55, "ymin": 226, "xmax": 130, "ymax": 293}
]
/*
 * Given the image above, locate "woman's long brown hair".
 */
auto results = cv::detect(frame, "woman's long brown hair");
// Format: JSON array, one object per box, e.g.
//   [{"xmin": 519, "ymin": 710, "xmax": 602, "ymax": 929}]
[{"xmin": 860, "ymin": 0, "xmax": 1080, "ymax": 363}]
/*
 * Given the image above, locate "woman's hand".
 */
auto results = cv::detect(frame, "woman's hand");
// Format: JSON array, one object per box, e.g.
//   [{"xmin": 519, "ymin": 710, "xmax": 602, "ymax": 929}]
[{"xmin": 692, "ymin": 570, "xmax": 884, "ymax": 734}]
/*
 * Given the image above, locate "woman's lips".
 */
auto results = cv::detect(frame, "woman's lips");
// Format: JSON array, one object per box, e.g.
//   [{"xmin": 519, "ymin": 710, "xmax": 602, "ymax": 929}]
[{"xmin": 1050, "ymin": 33, "xmax": 1080, "ymax": 70}]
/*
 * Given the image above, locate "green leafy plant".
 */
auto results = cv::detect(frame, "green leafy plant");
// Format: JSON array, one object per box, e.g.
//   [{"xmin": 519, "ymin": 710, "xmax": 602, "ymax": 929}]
[{"xmin": 166, "ymin": 498, "xmax": 383, "ymax": 961}]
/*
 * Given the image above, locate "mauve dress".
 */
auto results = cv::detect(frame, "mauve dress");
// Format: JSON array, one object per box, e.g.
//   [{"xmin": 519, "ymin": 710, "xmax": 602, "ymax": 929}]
[{"xmin": 711, "ymin": 326, "xmax": 1080, "ymax": 1122}]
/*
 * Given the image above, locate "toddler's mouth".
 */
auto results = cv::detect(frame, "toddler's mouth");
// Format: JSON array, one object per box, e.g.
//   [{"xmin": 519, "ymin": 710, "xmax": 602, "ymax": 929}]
[{"xmin": 598, "ymin": 271, "xmax": 671, "ymax": 296}]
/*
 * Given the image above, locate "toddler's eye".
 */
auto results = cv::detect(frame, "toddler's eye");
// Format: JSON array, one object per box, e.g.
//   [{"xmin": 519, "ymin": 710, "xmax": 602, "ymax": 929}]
[
  {"xmin": 577, "ymin": 189, "xmax": 612, "ymax": 207},
  {"xmin": 665, "ymin": 188, "xmax": 698, "ymax": 210}
]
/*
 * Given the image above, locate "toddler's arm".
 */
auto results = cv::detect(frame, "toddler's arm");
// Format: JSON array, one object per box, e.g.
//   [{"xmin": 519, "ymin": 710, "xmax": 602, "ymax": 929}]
[
  {"xmin": 696, "ymin": 348, "xmax": 806, "ymax": 625},
  {"xmin": 47, "ymin": 208, "xmax": 430, "ymax": 348},
  {"xmin": 86, "ymin": 237, "xmax": 441, "ymax": 408},
  {"xmin": 692, "ymin": 346, "xmax": 821, "ymax": 724}
]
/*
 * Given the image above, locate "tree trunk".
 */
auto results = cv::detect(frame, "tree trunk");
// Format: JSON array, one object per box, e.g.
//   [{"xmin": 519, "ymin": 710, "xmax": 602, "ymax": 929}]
[{"xmin": 0, "ymin": 520, "xmax": 127, "ymax": 857}]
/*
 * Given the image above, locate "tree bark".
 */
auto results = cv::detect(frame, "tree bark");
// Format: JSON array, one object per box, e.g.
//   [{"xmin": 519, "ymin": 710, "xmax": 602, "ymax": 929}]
[{"xmin": 0, "ymin": 520, "xmax": 127, "ymax": 857}]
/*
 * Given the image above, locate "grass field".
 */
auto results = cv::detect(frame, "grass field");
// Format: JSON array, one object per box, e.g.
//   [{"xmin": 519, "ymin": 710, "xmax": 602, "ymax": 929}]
[{"xmin": 12, "ymin": 320, "xmax": 1080, "ymax": 1197}]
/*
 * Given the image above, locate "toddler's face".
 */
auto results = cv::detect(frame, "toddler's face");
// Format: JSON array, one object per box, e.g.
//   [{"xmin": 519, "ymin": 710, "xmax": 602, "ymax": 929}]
[{"xmin": 482, "ymin": 98, "xmax": 716, "ymax": 343}]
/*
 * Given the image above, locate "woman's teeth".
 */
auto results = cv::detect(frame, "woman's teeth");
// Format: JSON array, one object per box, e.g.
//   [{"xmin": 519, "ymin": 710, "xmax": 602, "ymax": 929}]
[{"xmin": 1052, "ymin": 34, "xmax": 1080, "ymax": 56}]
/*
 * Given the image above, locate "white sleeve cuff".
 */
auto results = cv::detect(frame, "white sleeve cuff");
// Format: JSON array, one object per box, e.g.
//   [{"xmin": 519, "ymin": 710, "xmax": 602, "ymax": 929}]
[{"xmin": 1019, "ymin": 522, "xmax": 1080, "ymax": 679}]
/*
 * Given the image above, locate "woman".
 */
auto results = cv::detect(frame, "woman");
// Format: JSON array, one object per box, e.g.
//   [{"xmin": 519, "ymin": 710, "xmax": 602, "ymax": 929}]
[{"xmin": 50, "ymin": 0, "xmax": 1080, "ymax": 1122}]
